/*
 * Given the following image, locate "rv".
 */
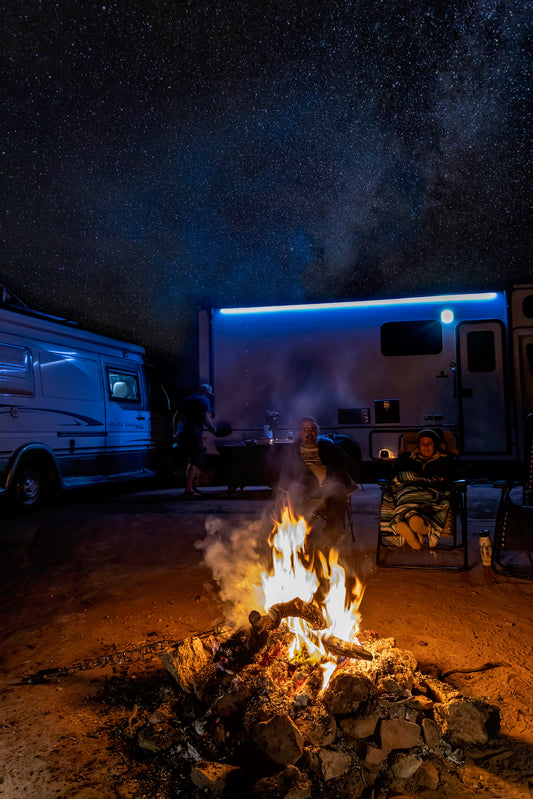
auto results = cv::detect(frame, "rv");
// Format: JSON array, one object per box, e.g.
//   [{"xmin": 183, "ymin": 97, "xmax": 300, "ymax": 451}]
[
  {"xmin": 199, "ymin": 285, "xmax": 533, "ymax": 481},
  {"xmin": 0, "ymin": 297, "xmax": 172, "ymax": 509}
]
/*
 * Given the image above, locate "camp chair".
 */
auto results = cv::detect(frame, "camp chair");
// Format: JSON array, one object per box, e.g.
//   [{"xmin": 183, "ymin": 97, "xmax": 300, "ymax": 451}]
[
  {"xmin": 491, "ymin": 483, "xmax": 533, "ymax": 579},
  {"xmin": 376, "ymin": 430, "xmax": 468, "ymax": 570},
  {"xmin": 325, "ymin": 433, "xmax": 363, "ymax": 544}
]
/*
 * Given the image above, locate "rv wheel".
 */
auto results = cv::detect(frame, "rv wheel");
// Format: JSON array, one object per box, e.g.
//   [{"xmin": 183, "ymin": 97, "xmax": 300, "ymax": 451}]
[{"xmin": 11, "ymin": 459, "xmax": 49, "ymax": 510}]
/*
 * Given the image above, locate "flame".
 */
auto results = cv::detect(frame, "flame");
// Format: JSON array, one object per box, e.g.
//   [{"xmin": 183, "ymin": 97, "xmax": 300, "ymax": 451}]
[{"xmin": 259, "ymin": 504, "xmax": 364, "ymax": 687}]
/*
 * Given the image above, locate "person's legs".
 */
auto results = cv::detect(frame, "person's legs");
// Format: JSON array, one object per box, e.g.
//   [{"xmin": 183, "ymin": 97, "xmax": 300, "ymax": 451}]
[
  {"xmin": 185, "ymin": 462, "xmax": 200, "ymax": 494},
  {"xmin": 184, "ymin": 437, "xmax": 205, "ymax": 495},
  {"xmin": 397, "ymin": 520, "xmax": 422, "ymax": 550},
  {"xmin": 408, "ymin": 514, "xmax": 427, "ymax": 544}
]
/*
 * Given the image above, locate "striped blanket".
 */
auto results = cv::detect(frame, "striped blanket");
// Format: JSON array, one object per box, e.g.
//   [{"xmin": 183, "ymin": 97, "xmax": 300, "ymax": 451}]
[{"xmin": 380, "ymin": 469, "xmax": 453, "ymax": 545}]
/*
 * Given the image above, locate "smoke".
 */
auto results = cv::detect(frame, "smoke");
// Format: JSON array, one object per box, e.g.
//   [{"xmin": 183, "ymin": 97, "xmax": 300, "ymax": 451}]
[{"xmin": 195, "ymin": 512, "xmax": 274, "ymax": 629}]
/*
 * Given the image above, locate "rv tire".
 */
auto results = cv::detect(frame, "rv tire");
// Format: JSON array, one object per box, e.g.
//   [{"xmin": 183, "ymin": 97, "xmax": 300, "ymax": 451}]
[{"xmin": 11, "ymin": 456, "xmax": 54, "ymax": 511}]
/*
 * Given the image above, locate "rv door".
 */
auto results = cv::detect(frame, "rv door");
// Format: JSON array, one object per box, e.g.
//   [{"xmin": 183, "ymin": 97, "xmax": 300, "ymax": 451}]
[
  {"xmin": 457, "ymin": 320, "xmax": 510, "ymax": 455},
  {"xmin": 104, "ymin": 363, "xmax": 151, "ymax": 476}
]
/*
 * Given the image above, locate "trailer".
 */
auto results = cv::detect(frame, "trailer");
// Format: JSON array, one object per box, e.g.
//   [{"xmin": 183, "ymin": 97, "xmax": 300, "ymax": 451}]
[
  {"xmin": 0, "ymin": 294, "xmax": 172, "ymax": 509},
  {"xmin": 199, "ymin": 285, "xmax": 533, "ymax": 483}
]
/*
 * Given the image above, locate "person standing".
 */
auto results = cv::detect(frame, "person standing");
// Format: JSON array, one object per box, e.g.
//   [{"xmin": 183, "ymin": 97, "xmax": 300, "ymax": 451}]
[{"xmin": 174, "ymin": 384, "xmax": 216, "ymax": 497}]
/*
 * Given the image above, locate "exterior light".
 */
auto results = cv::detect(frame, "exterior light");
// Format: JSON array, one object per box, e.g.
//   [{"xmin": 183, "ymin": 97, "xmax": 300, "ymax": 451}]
[
  {"xmin": 219, "ymin": 292, "xmax": 499, "ymax": 315},
  {"xmin": 441, "ymin": 309, "xmax": 454, "ymax": 324}
]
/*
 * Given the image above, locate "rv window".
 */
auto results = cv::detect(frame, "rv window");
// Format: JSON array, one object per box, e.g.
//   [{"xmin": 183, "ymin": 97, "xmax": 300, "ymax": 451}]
[
  {"xmin": 523, "ymin": 295, "xmax": 533, "ymax": 319},
  {"xmin": 380, "ymin": 320, "xmax": 442, "ymax": 356},
  {"xmin": 0, "ymin": 343, "xmax": 34, "ymax": 396},
  {"xmin": 466, "ymin": 330, "xmax": 496, "ymax": 372},
  {"xmin": 40, "ymin": 352, "xmax": 102, "ymax": 400},
  {"xmin": 107, "ymin": 369, "xmax": 141, "ymax": 402}
]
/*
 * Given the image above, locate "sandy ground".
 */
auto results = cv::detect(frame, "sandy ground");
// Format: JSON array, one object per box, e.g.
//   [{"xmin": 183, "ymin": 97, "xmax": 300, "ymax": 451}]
[{"xmin": 0, "ymin": 482, "xmax": 532, "ymax": 799}]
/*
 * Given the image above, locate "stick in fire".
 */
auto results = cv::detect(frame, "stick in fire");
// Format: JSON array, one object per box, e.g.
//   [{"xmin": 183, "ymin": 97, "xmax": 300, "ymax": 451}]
[{"xmin": 249, "ymin": 598, "xmax": 373, "ymax": 662}]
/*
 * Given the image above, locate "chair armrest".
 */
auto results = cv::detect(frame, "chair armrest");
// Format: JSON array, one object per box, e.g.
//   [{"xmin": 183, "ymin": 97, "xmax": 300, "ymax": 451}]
[{"xmin": 453, "ymin": 479, "xmax": 467, "ymax": 493}]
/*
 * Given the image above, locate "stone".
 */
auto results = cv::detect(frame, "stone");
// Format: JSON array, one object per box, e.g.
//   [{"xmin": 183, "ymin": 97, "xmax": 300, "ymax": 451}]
[
  {"xmin": 380, "ymin": 718, "xmax": 421, "ymax": 752},
  {"xmin": 433, "ymin": 697, "xmax": 501, "ymax": 747},
  {"xmin": 340, "ymin": 714, "xmax": 378, "ymax": 740},
  {"xmin": 318, "ymin": 748, "xmax": 352, "ymax": 781},
  {"xmin": 413, "ymin": 760, "xmax": 440, "ymax": 790},
  {"xmin": 413, "ymin": 673, "xmax": 461, "ymax": 704},
  {"xmin": 295, "ymin": 706, "xmax": 336, "ymax": 746},
  {"xmin": 391, "ymin": 752, "xmax": 423, "ymax": 780},
  {"xmin": 253, "ymin": 714, "xmax": 304, "ymax": 765},
  {"xmin": 364, "ymin": 744, "xmax": 388, "ymax": 765},
  {"xmin": 213, "ymin": 682, "xmax": 255, "ymax": 717},
  {"xmin": 160, "ymin": 637, "xmax": 212, "ymax": 694},
  {"xmin": 251, "ymin": 765, "xmax": 312, "ymax": 799},
  {"xmin": 422, "ymin": 717, "xmax": 443, "ymax": 749},
  {"xmin": 406, "ymin": 694, "xmax": 434, "ymax": 711},
  {"xmin": 191, "ymin": 760, "xmax": 240, "ymax": 795},
  {"xmin": 323, "ymin": 671, "xmax": 375, "ymax": 714},
  {"xmin": 377, "ymin": 676, "xmax": 407, "ymax": 697}
]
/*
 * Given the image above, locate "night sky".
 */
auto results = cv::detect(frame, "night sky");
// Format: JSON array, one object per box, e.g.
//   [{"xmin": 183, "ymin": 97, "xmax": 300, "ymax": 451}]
[{"xmin": 1, "ymin": 1, "xmax": 531, "ymax": 366}]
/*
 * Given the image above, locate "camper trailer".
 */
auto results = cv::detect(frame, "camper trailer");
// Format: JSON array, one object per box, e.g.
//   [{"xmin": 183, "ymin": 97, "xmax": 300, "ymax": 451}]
[
  {"xmin": 0, "ymin": 298, "xmax": 172, "ymax": 509},
  {"xmin": 199, "ymin": 285, "xmax": 533, "ymax": 481}
]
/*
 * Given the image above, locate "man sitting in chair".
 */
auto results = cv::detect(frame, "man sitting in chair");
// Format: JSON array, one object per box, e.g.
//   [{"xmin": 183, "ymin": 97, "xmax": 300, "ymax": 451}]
[
  {"xmin": 382, "ymin": 428, "xmax": 459, "ymax": 550},
  {"xmin": 278, "ymin": 416, "xmax": 360, "ymax": 547}
]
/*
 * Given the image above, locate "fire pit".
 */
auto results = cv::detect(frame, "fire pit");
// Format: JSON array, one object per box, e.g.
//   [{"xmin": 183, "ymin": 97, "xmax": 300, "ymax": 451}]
[{"xmin": 123, "ymin": 505, "xmax": 501, "ymax": 797}]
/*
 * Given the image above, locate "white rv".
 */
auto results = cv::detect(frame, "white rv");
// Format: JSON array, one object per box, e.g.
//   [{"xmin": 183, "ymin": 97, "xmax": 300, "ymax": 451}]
[
  {"xmin": 0, "ymin": 299, "xmax": 172, "ymax": 509},
  {"xmin": 199, "ymin": 285, "xmax": 533, "ymax": 479}
]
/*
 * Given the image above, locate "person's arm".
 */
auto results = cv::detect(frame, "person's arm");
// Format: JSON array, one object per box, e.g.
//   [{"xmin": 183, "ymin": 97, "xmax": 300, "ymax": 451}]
[{"xmin": 203, "ymin": 409, "xmax": 216, "ymax": 433}]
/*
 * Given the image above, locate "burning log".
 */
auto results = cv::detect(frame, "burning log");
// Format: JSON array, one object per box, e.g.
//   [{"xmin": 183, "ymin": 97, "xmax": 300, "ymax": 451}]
[
  {"xmin": 248, "ymin": 597, "xmax": 326, "ymax": 636},
  {"xmin": 323, "ymin": 635, "xmax": 373, "ymax": 662},
  {"xmin": 249, "ymin": 601, "xmax": 373, "ymax": 662}
]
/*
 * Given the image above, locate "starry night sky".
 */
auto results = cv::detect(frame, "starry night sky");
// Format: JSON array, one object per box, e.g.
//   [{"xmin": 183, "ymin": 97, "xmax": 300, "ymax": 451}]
[{"xmin": 1, "ymin": 1, "xmax": 531, "ymax": 368}]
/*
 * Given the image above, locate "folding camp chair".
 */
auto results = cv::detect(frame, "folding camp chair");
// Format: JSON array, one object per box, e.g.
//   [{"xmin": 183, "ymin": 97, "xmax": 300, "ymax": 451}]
[
  {"xmin": 491, "ymin": 483, "xmax": 533, "ymax": 579},
  {"xmin": 376, "ymin": 430, "xmax": 468, "ymax": 570}
]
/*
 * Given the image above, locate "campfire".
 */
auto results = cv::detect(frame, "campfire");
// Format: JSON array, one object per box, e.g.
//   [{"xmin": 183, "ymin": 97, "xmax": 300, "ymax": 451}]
[{"xmin": 126, "ymin": 505, "xmax": 501, "ymax": 798}]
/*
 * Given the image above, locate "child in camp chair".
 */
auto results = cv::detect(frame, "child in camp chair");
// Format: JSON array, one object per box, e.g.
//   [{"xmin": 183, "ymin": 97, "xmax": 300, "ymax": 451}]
[{"xmin": 381, "ymin": 429, "xmax": 459, "ymax": 550}]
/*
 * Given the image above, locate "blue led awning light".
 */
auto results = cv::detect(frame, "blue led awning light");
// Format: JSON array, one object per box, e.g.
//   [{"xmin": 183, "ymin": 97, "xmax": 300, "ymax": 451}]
[{"xmin": 219, "ymin": 292, "xmax": 499, "ymax": 315}]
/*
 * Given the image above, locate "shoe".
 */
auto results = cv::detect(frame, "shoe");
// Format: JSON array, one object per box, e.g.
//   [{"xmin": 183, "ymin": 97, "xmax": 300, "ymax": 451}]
[
  {"xmin": 181, "ymin": 491, "xmax": 200, "ymax": 500},
  {"xmin": 383, "ymin": 535, "xmax": 404, "ymax": 548},
  {"xmin": 397, "ymin": 521, "xmax": 421, "ymax": 550}
]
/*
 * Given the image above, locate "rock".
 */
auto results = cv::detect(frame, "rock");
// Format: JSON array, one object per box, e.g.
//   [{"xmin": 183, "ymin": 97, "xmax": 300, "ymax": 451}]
[
  {"xmin": 323, "ymin": 671, "xmax": 375, "ymax": 714},
  {"xmin": 377, "ymin": 676, "xmax": 407, "ymax": 697},
  {"xmin": 318, "ymin": 748, "xmax": 352, "ymax": 781},
  {"xmin": 434, "ymin": 696, "xmax": 501, "ymax": 746},
  {"xmin": 380, "ymin": 718, "xmax": 421, "ymax": 752},
  {"xmin": 295, "ymin": 706, "xmax": 336, "ymax": 746},
  {"xmin": 160, "ymin": 637, "xmax": 212, "ymax": 694},
  {"xmin": 213, "ymin": 682, "xmax": 255, "ymax": 716},
  {"xmin": 412, "ymin": 760, "xmax": 440, "ymax": 790},
  {"xmin": 251, "ymin": 765, "xmax": 312, "ymax": 799},
  {"xmin": 340, "ymin": 714, "xmax": 378, "ymax": 740},
  {"xmin": 253, "ymin": 714, "xmax": 304, "ymax": 765},
  {"xmin": 391, "ymin": 752, "xmax": 423, "ymax": 780},
  {"xmin": 413, "ymin": 673, "xmax": 461, "ymax": 704},
  {"xmin": 364, "ymin": 744, "xmax": 388, "ymax": 765},
  {"xmin": 422, "ymin": 717, "xmax": 443, "ymax": 749},
  {"xmin": 405, "ymin": 694, "xmax": 434, "ymax": 711},
  {"xmin": 190, "ymin": 760, "xmax": 240, "ymax": 794}
]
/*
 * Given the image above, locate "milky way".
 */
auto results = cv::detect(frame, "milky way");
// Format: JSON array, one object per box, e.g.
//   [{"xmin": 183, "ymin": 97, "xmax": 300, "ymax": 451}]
[{"xmin": 1, "ymin": 0, "xmax": 531, "ymax": 363}]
